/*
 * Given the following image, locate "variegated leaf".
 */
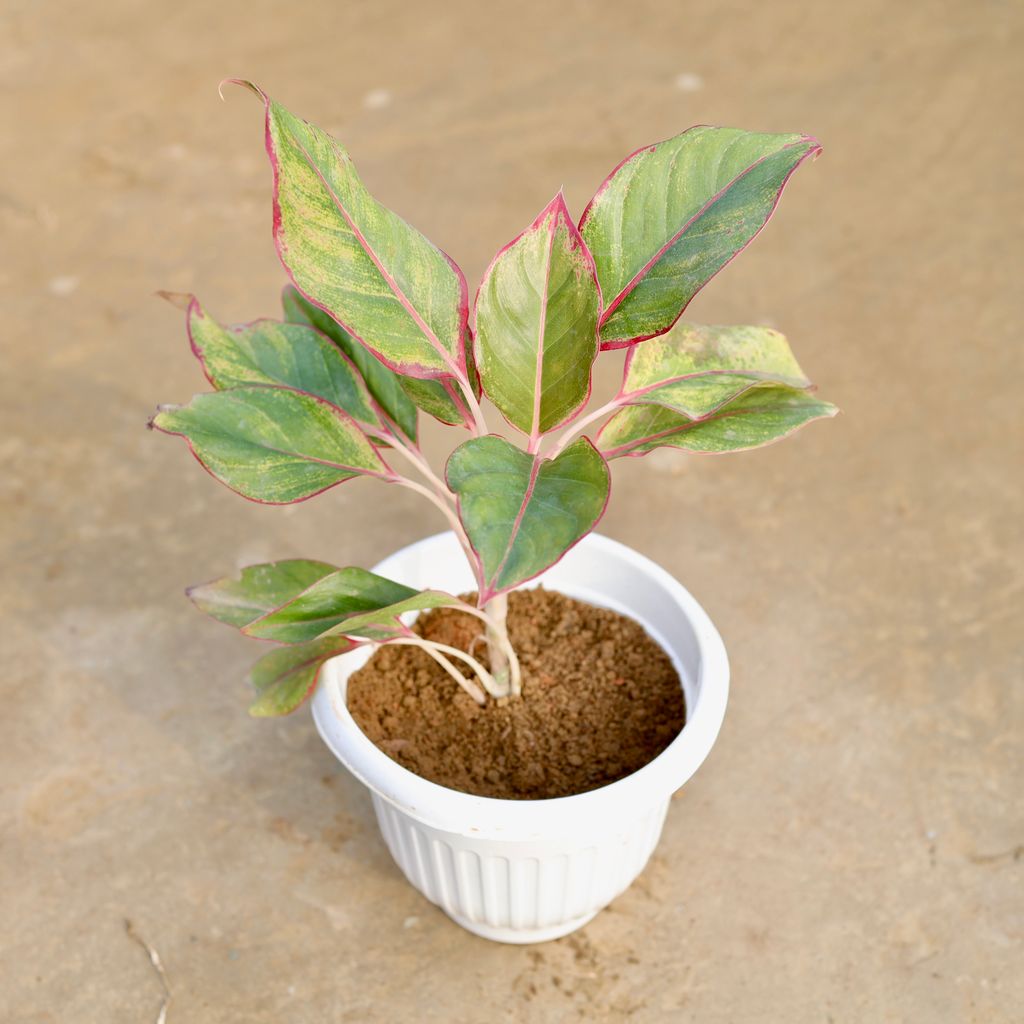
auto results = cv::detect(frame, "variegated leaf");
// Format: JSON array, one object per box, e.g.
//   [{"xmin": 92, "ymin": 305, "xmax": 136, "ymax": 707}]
[
  {"xmin": 618, "ymin": 322, "xmax": 812, "ymax": 418},
  {"xmin": 177, "ymin": 294, "xmax": 379, "ymax": 427},
  {"xmin": 188, "ymin": 559, "xmax": 338, "ymax": 628},
  {"xmin": 598, "ymin": 386, "xmax": 837, "ymax": 458},
  {"xmin": 474, "ymin": 192, "xmax": 600, "ymax": 440},
  {"xmin": 580, "ymin": 127, "xmax": 821, "ymax": 348},
  {"xmin": 318, "ymin": 590, "xmax": 465, "ymax": 642},
  {"xmin": 189, "ymin": 558, "xmax": 462, "ymax": 645},
  {"xmin": 240, "ymin": 570, "xmax": 434, "ymax": 643},
  {"xmin": 399, "ymin": 376, "xmax": 471, "ymax": 427},
  {"xmin": 281, "ymin": 284, "xmax": 417, "ymax": 440},
  {"xmin": 232, "ymin": 81, "xmax": 470, "ymax": 379},
  {"xmin": 249, "ymin": 636, "xmax": 359, "ymax": 716},
  {"xmin": 150, "ymin": 386, "xmax": 385, "ymax": 504},
  {"xmin": 446, "ymin": 436, "xmax": 609, "ymax": 601}
]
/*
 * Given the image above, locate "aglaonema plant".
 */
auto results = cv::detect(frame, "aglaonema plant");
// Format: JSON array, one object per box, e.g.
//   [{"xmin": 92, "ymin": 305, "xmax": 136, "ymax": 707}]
[{"xmin": 151, "ymin": 81, "xmax": 836, "ymax": 716}]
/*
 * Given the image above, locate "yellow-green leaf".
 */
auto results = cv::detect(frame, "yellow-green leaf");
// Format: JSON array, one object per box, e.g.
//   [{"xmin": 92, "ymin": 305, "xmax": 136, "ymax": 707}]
[
  {"xmin": 249, "ymin": 636, "xmax": 359, "ymax": 716},
  {"xmin": 399, "ymin": 377, "xmax": 470, "ymax": 427},
  {"xmin": 317, "ymin": 590, "xmax": 465, "ymax": 642},
  {"xmin": 446, "ymin": 436, "xmax": 609, "ymax": 601},
  {"xmin": 475, "ymin": 192, "xmax": 600, "ymax": 440},
  {"xmin": 598, "ymin": 386, "xmax": 837, "ymax": 458},
  {"xmin": 619, "ymin": 322, "xmax": 812, "ymax": 418},
  {"xmin": 241, "ymin": 569, "xmax": 429, "ymax": 643},
  {"xmin": 181, "ymin": 294, "xmax": 379, "ymax": 427},
  {"xmin": 581, "ymin": 127, "xmax": 820, "ymax": 348},
  {"xmin": 281, "ymin": 285, "xmax": 418, "ymax": 440},
  {"xmin": 188, "ymin": 559, "xmax": 338, "ymax": 629},
  {"xmin": 151, "ymin": 386, "xmax": 385, "ymax": 504},
  {"xmin": 233, "ymin": 82, "xmax": 469, "ymax": 380}
]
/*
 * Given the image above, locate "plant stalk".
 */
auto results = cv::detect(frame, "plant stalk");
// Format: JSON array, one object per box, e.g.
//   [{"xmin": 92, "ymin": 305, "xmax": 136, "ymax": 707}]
[
  {"xmin": 385, "ymin": 636, "xmax": 504, "ymax": 702},
  {"xmin": 545, "ymin": 394, "xmax": 625, "ymax": 459},
  {"xmin": 480, "ymin": 594, "xmax": 521, "ymax": 697}
]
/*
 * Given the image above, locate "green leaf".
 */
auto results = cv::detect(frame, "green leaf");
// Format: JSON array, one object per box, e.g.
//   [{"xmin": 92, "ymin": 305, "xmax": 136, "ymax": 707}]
[
  {"xmin": 180, "ymin": 294, "xmax": 379, "ymax": 427},
  {"xmin": 398, "ymin": 377, "xmax": 469, "ymax": 427},
  {"xmin": 619, "ymin": 322, "xmax": 812, "ymax": 418},
  {"xmin": 474, "ymin": 192, "xmax": 600, "ymax": 439},
  {"xmin": 580, "ymin": 127, "xmax": 821, "ymax": 348},
  {"xmin": 234, "ymin": 81, "xmax": 470, "ymax": 380},
  {"xmin": 189, "ymin": 558, "xmax": 461, "ymax": 645},
  {"xmin": 241, "ymin": 568, "xmax": 425, "ymax": 643},
  {"xmin": 249, "ymin": 636, "xmax": 359, "ymax": 716},
  {"xmin": 398, "ymin": 334, "xmax": 481, "ymax": 428},
  {"xmin": 446, "ymin": 436, "xmax": 609, "ymax": 601},
  {"xmin": 281, "ymin": 284, "xmax": 418, "ymax": 441},
  {"xmin": 598, "ymin": 386, "xmax": 837, "ymax": 458},
  {"xmin": 150, "ymin": 386, "xmax": 385, "ymax": 504},
  {"xmin": 318, "ymin": 590, "xmax": 465, "ymax": 642},
  {"xmin": 188, "ymin": 559, "xmax": 338, "ymax": 628}
]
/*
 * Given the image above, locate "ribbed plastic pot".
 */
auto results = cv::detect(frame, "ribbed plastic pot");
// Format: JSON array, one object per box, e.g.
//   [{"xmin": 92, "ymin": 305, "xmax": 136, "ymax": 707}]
[{"xmin": 311, "ymin": 531, "xmax": 729, "ymax": 944}]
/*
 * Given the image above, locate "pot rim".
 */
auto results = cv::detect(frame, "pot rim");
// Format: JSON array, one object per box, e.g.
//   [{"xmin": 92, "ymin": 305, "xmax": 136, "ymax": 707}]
[{"xmin": 311, "ymin": 531, "xmax": 729, "ymax": 839}]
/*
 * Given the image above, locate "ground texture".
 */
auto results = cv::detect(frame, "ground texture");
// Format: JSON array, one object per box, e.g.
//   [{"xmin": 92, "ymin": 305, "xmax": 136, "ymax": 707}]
[{"xmin": 2, "ymin": 0, "xmax": 1021, "ymax": 1020}]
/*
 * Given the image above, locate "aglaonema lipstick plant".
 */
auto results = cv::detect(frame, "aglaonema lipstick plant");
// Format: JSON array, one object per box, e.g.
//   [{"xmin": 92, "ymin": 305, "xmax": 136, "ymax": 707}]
[{"xmin": 151, "ymin": 82, "xmax": 836, "ymax": 716}]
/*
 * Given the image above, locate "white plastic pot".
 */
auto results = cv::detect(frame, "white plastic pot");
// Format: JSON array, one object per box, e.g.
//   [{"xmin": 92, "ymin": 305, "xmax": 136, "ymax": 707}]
[{"xmin": 311, "ymin": 531, "xmax": 729, "ymax": 944}]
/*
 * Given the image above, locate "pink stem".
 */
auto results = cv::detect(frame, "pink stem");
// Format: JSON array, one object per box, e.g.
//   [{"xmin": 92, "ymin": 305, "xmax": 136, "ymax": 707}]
[{"xmin": 545, "ymin": 394, "xmax": 626, "ymax": 459}]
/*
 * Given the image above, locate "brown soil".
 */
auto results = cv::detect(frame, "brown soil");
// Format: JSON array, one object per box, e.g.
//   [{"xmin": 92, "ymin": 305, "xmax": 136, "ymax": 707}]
[{"xmin": 346, "ymin": 587, "xmax": 685, "ymax": 800}]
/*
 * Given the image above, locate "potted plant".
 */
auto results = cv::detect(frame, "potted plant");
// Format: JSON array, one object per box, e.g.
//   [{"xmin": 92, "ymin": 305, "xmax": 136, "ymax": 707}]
[{"xmin": 151, "ymin": 81, "xmax": 835, "ymax": 943}]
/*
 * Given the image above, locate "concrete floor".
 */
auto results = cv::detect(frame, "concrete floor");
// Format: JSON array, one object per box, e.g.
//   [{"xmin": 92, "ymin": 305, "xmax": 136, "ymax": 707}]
[{"xmin": 3, "ymin": 0, "xmax": 1021, "ymax": 1020}]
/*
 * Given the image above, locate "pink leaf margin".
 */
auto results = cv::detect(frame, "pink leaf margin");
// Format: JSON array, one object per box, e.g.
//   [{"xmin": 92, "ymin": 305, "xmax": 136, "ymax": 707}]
[
  {"xmin": 220, "ymin": 80, "xmax": 473, "ymax": 403},
  {"xmin": 596, "ymin": 398, "xmax": 838, "ymax": 460},
  {"xmin": 471, "ymin": 190, "xmax": 603, "ymax": 445},
  {"xmin": 161, "ymin": 290, "xmax": 388, "ymax": 432},
  {"xmin": 251, "ymin": 636, "xmax": 363, "ymax": 716},
  {"xmin": 147, "ymin": 387, "xmax": 392, "ymax": 507},
  {"xmin": 444, "ymin": 436, "xmax": 612, "ymax": 606},
  {"xmin": 578, "ymin": 127, "xmax": 823, "ymax": 351}
]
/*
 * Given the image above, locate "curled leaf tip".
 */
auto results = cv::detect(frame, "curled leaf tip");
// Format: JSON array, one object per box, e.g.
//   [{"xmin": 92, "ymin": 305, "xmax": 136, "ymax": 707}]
[
  {"xmin": 218, "ymin": 78, "xmax": 265, "ymax": 103},
  {"xmin": 801, "ymin": 134, "xmax": 824, "ymax": 158}
]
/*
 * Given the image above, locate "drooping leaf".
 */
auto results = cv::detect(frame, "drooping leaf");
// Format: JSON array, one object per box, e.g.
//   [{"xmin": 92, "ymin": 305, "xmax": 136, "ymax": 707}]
[
  {"xmin": 618, "ymin": 322, "xmax": 812, "ymax": 418},
  {"xmin": 232, "ymin": 81, "xmax": 470, "ymax": 380},
  {"xmin": 150, "ymin": 386, "xmax": 385, "ymax": 504},
  {"xmin": 281, "ymin": 284, "xmax": 418, "ymax": 440},
  {"xmin": 189, "ymin": 559, "xmax": 459, "ymax": 644},
  {"xmin": 580, "ymin": 127, "xmax": 821, "ymax": 348},
  {"xmin": 446, "ymin": 436, "xmax": 609, "ymax": 601},
  {"xmin": 188, "ymin": 559, "xmax": 338, "ymax": 628},
  {"xmin": 249, "ymin": 636, "xmax": 359, "ymax": 716},
  {"xmin": 241, "ymin": 568, "xmax": 427, "ymax": 643},
  {"xmin": 474, "ymin": 192, "xmax": 601, "ymax": 439},
  {"xmin": 179, "ymin": 294, "xmax": 379, "ymax": 427},
  {"xmin": 598, "ymin": 386, "xmax": 837, "ymax": 458}
]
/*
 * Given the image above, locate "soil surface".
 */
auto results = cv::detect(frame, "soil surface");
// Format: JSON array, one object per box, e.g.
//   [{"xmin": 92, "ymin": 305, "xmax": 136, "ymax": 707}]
[{"xmin": 346, "ymin": 588, "xmax": 686, "ymax": 799}]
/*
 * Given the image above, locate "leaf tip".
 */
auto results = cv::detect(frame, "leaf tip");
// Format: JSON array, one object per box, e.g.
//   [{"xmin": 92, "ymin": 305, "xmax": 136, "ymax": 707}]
[
  {"xmin": 800, "ymin": 134, "xmax": 824, "ymax": 159},
  {"xmin": 155, "ymin": 289, "xmax": 194, "ymax": 312},
  {"xmin": 147, "ymin": 403, "xmax": 179, "ymax": 433},
  {"xmin": 218, "ymin": 78, "xmax": 266, "ymax": 104}
]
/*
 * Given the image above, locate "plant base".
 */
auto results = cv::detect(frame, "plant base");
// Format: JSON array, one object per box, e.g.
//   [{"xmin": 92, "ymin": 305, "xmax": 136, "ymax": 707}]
[
  {"xmin": 348, "ymin": 587, "xmax": 686, "ymax": 800},
  {"xmin": 312, "ymin": 531, "xmax": 730, "ymax": 944}
]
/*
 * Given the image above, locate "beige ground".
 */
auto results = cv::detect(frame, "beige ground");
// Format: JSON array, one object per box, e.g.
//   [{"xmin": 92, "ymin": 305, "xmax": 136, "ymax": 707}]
[{"xmin": 2, "ymin": 0, "xmax": 1021, "ymax": 1020}]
